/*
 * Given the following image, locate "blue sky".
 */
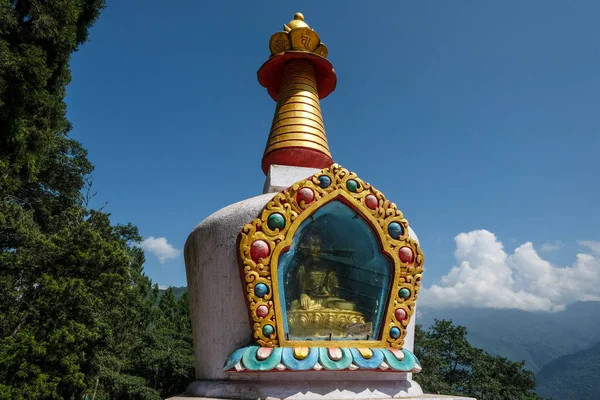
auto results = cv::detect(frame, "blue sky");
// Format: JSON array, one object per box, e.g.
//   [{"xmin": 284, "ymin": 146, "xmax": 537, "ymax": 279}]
[{"xmin": 66, "ymin": 1, "xmax": 600, "ymax": 308}]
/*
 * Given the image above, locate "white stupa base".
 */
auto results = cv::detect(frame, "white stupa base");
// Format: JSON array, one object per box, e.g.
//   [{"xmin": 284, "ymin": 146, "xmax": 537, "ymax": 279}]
[
  {"xmin": 183, "ymin": 378, "xmax": 421, "ymax": 399},
  {"xmin": 166, "ymin": 371, "xmax": 474, "ymax": 399},
  {"xmin": 169, "ymin": 379, "xmax": 473, "ymax": 400}
]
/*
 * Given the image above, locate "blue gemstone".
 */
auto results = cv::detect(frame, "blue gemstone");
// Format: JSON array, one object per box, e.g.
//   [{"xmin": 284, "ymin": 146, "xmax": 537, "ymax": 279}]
[
  {"xmin": 254, "ymin": 283, "xmax": 268, "ymax": 298},
  {"xmin": 388, "ymin": 222, "xmax": 404, "ymax": 239},
  {"xmin": 318, "ymin": 175, "xmax": 331, "ymax": 188},
  {"xmin": 263, "ymin": 324, "xmax": 275, "ymax": 337},
  {"xmin": 390, "ymin": 327, "xmax": 401, "ymax": 339}
]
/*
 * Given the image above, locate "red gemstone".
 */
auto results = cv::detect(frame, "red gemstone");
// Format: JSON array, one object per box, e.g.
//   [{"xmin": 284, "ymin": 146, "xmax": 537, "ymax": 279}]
[
  {"xmin": 399, "ymin": 247, "xmax": 414, "ymax": 263},
  {"xmin": 250, "ymin": 240, "xmax": 270, "ymax": 262},
  {"xmin": 296, "ymin": 187, "xmax": 315, "ymax": 205},
  {"xmin": 395, "ymin": 308, "xmax": 407, "ymax": 321},
  {"xmin": 365, "ymin": 194, "xmax": 378, "ymax": 210},
  {"xmin": 256, "ymin": 305, "xmax": 269, "ymax": 318}
]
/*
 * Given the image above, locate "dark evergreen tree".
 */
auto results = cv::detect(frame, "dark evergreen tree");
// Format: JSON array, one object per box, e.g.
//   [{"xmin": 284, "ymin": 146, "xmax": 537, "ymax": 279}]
[
  {"xmin": 138, "ymin": 290, "xmax": 195, "ymax": 398},
  {"xmin": 0, "ymin": 2, "xmax": 192, "ymax": 399}
]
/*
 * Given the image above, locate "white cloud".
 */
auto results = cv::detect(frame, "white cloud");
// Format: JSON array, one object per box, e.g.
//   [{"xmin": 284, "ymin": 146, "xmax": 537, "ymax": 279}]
[
  {"xmin": 158, "ymin": 284, "xmax": 170, "ymax": 290},
  {"xmin": 141, "ymin": 236, "xmax": 182, "ymax": 264},
  {"xmin": 579, "ymin": 240, "xmax": 600, "ymax": 255},
  {"xmin": 420, "ymin": 230, "xmax": 600, "ymax": 312},
  {"xmin": 540, "ymin": 240, "xmax": 563, "ymax": 252}
]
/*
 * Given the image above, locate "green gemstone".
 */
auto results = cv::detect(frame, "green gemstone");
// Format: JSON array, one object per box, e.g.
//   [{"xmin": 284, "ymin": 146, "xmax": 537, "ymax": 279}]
[
  {"xmin": 263, "ymin": 324, "xmax": 275, "ymax": 337},
  {"xmin": 267, "ymin": 213, "xmax": 285, "ymax": 230},
  {"xmin": 399, "ymin": 288, "xmax": 411, "ymax": 300},
  {"xmin": 346, "ymin": 179, "xmax": 358, "ymax": 192}
]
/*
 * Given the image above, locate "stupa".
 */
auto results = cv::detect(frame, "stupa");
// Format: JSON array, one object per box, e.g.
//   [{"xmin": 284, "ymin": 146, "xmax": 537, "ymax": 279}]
[{"xmin": 174, "ymin": 13, "xmax": 475, "ymax": 400}]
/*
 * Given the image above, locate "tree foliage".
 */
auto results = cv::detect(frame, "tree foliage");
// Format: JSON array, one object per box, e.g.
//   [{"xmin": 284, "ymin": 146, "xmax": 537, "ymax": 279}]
[
  {"xmin": 0, "ymin": 202, "xmax": 194, "ymax": 400},
  {"xmin": 0, "ymin": 1, "xmax": 194, "ymax": 399},
  {"xmin": 414, "ymin": 320, "xmax": 546, "ymax": 400}
]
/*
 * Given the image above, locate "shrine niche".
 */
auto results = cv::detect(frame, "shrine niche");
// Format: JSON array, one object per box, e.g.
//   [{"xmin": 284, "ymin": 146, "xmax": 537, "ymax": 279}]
[
  {"xmin": 279, "ymin": 200, "xmax": 392, "ymax": 342},
  {"xmin": 225, "ymin": 164, "xmax": 425, "ymax": 372}
]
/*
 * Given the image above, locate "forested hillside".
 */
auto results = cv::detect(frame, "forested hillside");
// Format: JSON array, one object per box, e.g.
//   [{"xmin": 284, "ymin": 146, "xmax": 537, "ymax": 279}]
[
  {"xmin": 414, "ymin": 320, "xmax": 543, "ymax": 400},
  {"xmin": 536, "ymin": 341, "xmax": 600, "ymax": 400},
  {"xmin": 418, "ymin": 302, "xmax": 600, "ymax": 373},
  {"xmin": 0, "ymin": 1, "xmax": 193, "ymax": 398},
  {"xmin": 162, "ymin": 286, "xmax": 188, "ymax": 299},
  {"xmin": 419, "ymin": 302, "xmax": 600, "ymax": 399}
]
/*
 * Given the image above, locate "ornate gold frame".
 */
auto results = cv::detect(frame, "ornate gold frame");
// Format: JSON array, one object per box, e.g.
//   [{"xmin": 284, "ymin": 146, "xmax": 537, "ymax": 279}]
[{"xmin": 239, "ymin": 164, "xmax": 424, "ymax": 349}]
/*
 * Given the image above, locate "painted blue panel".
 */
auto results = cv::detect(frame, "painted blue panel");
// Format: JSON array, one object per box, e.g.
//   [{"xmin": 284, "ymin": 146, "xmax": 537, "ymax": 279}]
[
  {"xmin": 381, "ymin": 349, "xmax": 416, "ymax": 371},
  {"xmin": 349, "ymin": 348, "xmax": 384, "ymax": 369},
  {"xmin": 241, "ymin": 346, "xmax": 283, "ymax": 371},
  {"xmin": 413, "ymin": 353, "xmax": 422, "ymax": 368},
  {"xmin": 281, "ymin": 347, "xmax": 319, "ymax": 370},
  {"xmin": 318, "ymin": 347, "xmax": 353, "ymax": 370},
  {"xmin": 227, "ymin": 345, "xmax": 421, "ymax": 372},
  {"xmin": 223, "ymin": 346, "xmax": 249, "ymax": 371}
]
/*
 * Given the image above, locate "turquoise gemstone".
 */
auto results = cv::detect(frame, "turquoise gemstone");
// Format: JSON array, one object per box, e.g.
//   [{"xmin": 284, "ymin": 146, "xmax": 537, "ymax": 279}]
[
  {"xmin": 267, "ymin": 213, "xmax": 285, "ymax": 230},
  {"xmin": 263, "ymin": 324, "xmax": 275, "ymax": 337},
  {"xmin": 254, "ymin": 283, "xmax": 268, "ymax": 298},
  {"xmin": 388, "ymin": 222, "xmax": 404, "ymax": 239},
  {"xmin": 390, "ymin": 327, "xmax": 401, "ymax": 339},
  {"xmin": 318, "ymin": 175, "xmax": 331, "ymax": 188},
  {"xmin": 399, "ymin": 288, "xmax": 411, "ymax": 300},
  {"xmin": 346, "ymin": 179, "xmax": 358, "ymax": 192}
]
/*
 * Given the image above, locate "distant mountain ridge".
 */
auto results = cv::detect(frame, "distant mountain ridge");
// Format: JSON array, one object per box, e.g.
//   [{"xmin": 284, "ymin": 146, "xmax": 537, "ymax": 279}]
[
  {"xmin": 418, "ymin": 301, "xmax": 600, "ymax": 373},
  {"xmin": 535, "ymin": 340, "xmax": 600, "ymax": 399},
  {"xmin": 160, "ymin": 285, "xmax": 187, "ymax": 299}
]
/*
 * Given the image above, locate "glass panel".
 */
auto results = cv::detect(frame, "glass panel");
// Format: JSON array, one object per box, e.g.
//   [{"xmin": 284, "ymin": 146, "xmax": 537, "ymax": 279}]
[{"xmin": 278, "ymin": 200, "xmax": 392, "ymax": 341}]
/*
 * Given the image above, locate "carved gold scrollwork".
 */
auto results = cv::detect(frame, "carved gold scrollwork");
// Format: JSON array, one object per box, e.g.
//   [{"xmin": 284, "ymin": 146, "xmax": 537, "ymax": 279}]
[{"xmin": 239, "ymin": 164, "xmax": 425, "ymax": 348}]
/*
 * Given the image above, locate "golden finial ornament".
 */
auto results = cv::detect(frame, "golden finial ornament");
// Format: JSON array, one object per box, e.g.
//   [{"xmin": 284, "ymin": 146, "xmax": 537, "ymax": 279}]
[
  {"xmin": 283, "ymin": 12, "xmax": 309, "ymax": 31},
  {"xmin": 258, "ymin": 13, "xmax": 337, "ymax": 174},
  {"xmin": 269, "ymin": 12, "xmax": 328, "ymax": 58}
]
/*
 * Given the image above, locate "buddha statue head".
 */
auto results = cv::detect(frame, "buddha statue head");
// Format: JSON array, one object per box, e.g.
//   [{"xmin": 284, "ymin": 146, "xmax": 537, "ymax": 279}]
[{"xmin": 300, "ymin": 231, "xmax": 324, "ymax": 258}]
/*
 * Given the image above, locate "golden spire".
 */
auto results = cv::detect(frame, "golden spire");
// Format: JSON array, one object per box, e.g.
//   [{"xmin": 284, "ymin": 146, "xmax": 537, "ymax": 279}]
[{"xmin": 258, "ymin": 12, "xmax": 337, "ymax": 174}]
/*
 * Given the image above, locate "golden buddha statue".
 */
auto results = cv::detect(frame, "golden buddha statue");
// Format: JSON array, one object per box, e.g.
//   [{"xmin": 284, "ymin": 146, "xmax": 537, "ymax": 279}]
[
  {"xmin": 286, "ymin": 233, "xmax": 372, "ymax": 339},
  {"xmin": 293, "ymin": 234, "xmax": 343, "ymax": 311}
]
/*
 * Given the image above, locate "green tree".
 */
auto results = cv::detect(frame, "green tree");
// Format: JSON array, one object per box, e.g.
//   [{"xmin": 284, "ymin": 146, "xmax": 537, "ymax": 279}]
[
  {"xmin": 1, "ymin": 0, "xmax": 103, "ymax": 199},
  {"xmin": 0, "ymin": 208, "xmax": 158, "ymax": 399},
  {"xmin": 91, "ymin": 288, "xmax": 195, "ymax": 400},
  {"xmin": 414, "ymin": 320, "xmax": 545, "ymax": 400},
  {"xmin": 1, "ymin": 1, "xmax": 196, "ymax": 398},
  {"xmin": 137, "ymin": 289, "xmax": 194, "ymax": 398},
  {"xmin": 0, "ymin": 1, "xmax": 173, "ymax": 398},
  {"xmin": 87, "ymin": 243, "xmax": 164, "ymax": 400}
]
